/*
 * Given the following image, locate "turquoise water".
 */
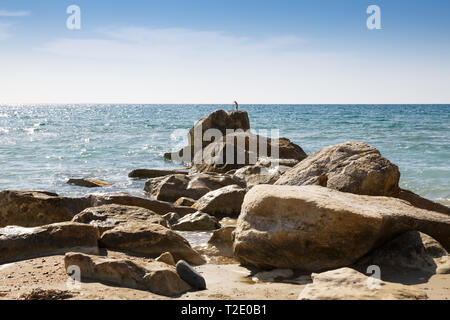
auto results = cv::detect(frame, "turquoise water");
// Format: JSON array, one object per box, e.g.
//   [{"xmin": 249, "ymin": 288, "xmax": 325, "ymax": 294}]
[{"xmin": 0, "ymin": 104, "xmax": 448, "ymax": 204}]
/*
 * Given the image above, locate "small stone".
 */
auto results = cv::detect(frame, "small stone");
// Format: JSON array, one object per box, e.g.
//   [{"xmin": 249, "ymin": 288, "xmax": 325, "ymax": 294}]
[
  {"xmin": 156, "ymin": 252, "xmax": 176, "ymax": 266},
  {"xmin": 176, "ymin": 260, "xmax": 206, "ymax": 290}
]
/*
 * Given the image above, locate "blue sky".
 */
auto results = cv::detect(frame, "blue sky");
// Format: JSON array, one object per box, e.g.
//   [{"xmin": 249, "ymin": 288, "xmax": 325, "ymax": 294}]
[{"xmin": 0, "ymin": 0, "xmax": 449, "ymax": 103}]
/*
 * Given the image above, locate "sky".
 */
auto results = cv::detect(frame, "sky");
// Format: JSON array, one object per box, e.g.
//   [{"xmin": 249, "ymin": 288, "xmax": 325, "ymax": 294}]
[{"xmin": 0, "ymin": 0, "xmax": 449, "ymax": 104}]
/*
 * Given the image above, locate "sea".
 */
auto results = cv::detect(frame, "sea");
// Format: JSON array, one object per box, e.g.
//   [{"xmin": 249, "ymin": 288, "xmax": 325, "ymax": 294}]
[{"xmin": 0, "ymin": 104, "xmax": 449, "ymax": 206}]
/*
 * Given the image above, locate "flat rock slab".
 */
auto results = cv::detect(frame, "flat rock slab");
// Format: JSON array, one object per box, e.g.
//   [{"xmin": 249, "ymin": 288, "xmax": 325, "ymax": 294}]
[
  {"xmin": 99, "ymin": 222, "xmax": 206, "ymax": 265},
  {"xmin": 72, "ymin": 204, "xmax": 169, "ymax": 233},
  {"xmin": 65, "ymin": 252, "xmax": 191, "ymax": 297},
  {"xmin": 0, "ymin": 190, "xmax": 92, "ymax": 227},
  {"xmin": 67, "ymin": 179, "xmax": 112, "ymax": 188},
  {"xmin": 298, "ymin": 267, "xmax": 428, "ymax": 300},
  {"xmin": 88, "ymin": 192, "xmax": 196, "ymax": 217},
  {"xmin": 176, "ymin": 260, "xmax": 206, "ymax": 290},
  {"xmin": 128, "ymin": 169, "xmax": 188, "ymax": 179},
  {"xmin": 234, "ymin": 185, "xmax": 450, "ymax": 271},
  {"xmin": 0, "ymin": 222, "xmax": 99, "ymax": 264}
]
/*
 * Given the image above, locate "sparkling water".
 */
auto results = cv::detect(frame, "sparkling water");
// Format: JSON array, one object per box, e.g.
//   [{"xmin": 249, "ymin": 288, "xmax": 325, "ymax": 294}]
[{"xmin": 0, "ymin": 104, "xmax": 448, "ymax": 205}]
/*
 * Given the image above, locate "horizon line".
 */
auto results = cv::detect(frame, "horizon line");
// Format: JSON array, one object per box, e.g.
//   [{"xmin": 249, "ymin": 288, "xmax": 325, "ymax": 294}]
[{"xmin": 1, "ymin": 102, "xmax": 449, "ymax": 106}]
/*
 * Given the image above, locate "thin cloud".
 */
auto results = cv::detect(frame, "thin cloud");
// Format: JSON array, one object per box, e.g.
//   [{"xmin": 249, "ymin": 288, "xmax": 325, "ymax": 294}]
[
  {"xmin": 38, "ymin": 26, "xmax": 306, "ymax": 61},
  {"xmin": 0, "ymin": 9, "xmax": 30, "ymax": 17}
]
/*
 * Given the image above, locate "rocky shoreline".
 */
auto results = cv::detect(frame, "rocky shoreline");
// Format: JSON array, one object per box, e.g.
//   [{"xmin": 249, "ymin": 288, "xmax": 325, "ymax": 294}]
[{"xmin": 0, "ymin": 109, "xmax": 449, "ymax": 300}]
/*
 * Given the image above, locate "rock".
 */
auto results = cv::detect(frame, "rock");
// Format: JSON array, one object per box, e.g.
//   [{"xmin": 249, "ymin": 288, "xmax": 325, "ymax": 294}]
[
  {"xmin": 192, "ymin": 185, "xmax": 246, "ymax": 218},
  {"xmin": 163, "ymin": 146, "xmax": 195, "ymax": 163},
  {"xmin": 67, "ymin": 179, "xmax": 112, "ymax": 188},
  {"xmin": 219, "ymin": 217, "xmax": 238, "ymax": 227},
  {"xmin": 189, "ymin": 109, "xmax": 250, "ymax": 149},
  {"xmin": 72, "ymin": 204, "xmax": 170, "ymax": 233},
  {"xmin": 128, "ymin": 169, "xmax": 188, "ymax": 179},
  {"xmin": 88, "ymin": 192, "xmax": 196, "ymax": 217},
  {"xmin": 144, "ymin": 173, "xmax": 245, "ymax": 202},
  {"xmin": 275, "ymin": 141, "xmax": 400, "ymax": 197},
  {"xmin": 162, "ymin": 212, "xmax": 180, "ymax": 225},
  {"xmin": 298, "ymin": 267, "xmax": 428, "ymax": 300},
  {"xmin": 208, "ymin": 226, "xmax": 235, "ymax": 256},
  {"xmin": 164, "ymin": 110, "xmax": 250, "ymax": 163},
  {"xmin": 0, "ymin": 190, "xmax": 196, "ymax": 228},
  {"xmin": 191, "ymin": 131, "xmax": 307, "ymax": 174},
  {"xmin": 355, "ymin": 231, "xmax": 450, "ymax": 274},
  {"xmin": 257, "ymin": 157, "xmax": 300, "ymax": 168},
  {"xmin": 234, "ymin": 160, "xmax": 292, "ymax": 188},
  {"xmin": 171, "ymin": 212, "xmax": 220, "ymax": 231},
  {"xmin": 252, "ymin": 269, "xmax": 294, "ymax": 283},
  {"xmin": 233, "ymin": 185, "xmax": 450, "ymax": 271},
  {"xmin": 99, "ymin": 222, "xmax": 206, "ymax": 265},
  {"xmin": 174, "ymin": 197, "xmax": 196, "ymax": 207},
  {"xmin": 64, "ymin": 252, "xmax": 191, "ymax": 296},
  {"xmin": 397, "ymin": 189, "xmax": 450, "ymax": 216},
  {"xmin": 156, "ymin": 252, "xmax": 176, "ymax": 266},
  {"xmin": 195, "ymin": 226, "xmax": 237, "ymax": 263},
  {"xmin": 0, "ymin": 191, "xmax": 92, "ymax": 227},
  {"xmin": 176, "ymin": 260, "xmax": 206, "ymax": 290},
  {"xmin": 0, "ymin": 222, "xmax": 99, "ymax": 264}
]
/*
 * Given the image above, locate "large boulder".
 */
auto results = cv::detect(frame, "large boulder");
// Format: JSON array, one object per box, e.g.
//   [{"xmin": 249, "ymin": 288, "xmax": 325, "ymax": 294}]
[
  {"xmin": 189, "ymin": 110, "xmax": 250, "ymax": 149},
  {"xmin": 0, "ymin": 191, "xmax": 92, "ymax": 227},
  {"xmin": 233, "ymin": 185, "xmax": 450, "ymax": 271},
  {"xmin": 99, "ymin": 222, "xmax": 206, "ymax": 265},
  {"xmin": 64, "ymin": 252, "xmax": 191, "ymax": 296},
  {"xmin": 144, "ymin": 173, "xmax": 245, "ymax": 202},
  {"xmin": 72, "ymin": 204, "xmax": 170, "ymax": 233},
  {"xmin": 164, "ymin": 110, "xmax": 250, "ymax": 162},
  {"xmin": 171, "ymin": 211, "xmax": 220, "ymax": 231},
  {"xmin": 275, "ymin": 142, "xmax": 400, "ymax": 197},
  {"xmin": 0, "ymin": 222, "xmax": 99, "ymax": 264},
  {"xmin": 192, "ymin": 185, "xmax": 247, "ymax": 218},
  {"xmin": 128, "ymin": 169, "xmax": 188, "ymax": 179},
  {"xmin": 355, "ymin": 231, "xmax": 450, "ymax": 274},
  {"xmin": 191, "ymin": 131, "xmax": 307, "ymax": 174},
  {"xmin": 298, "ymin": 267, "xmax": 428, "ymax": 300}
]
